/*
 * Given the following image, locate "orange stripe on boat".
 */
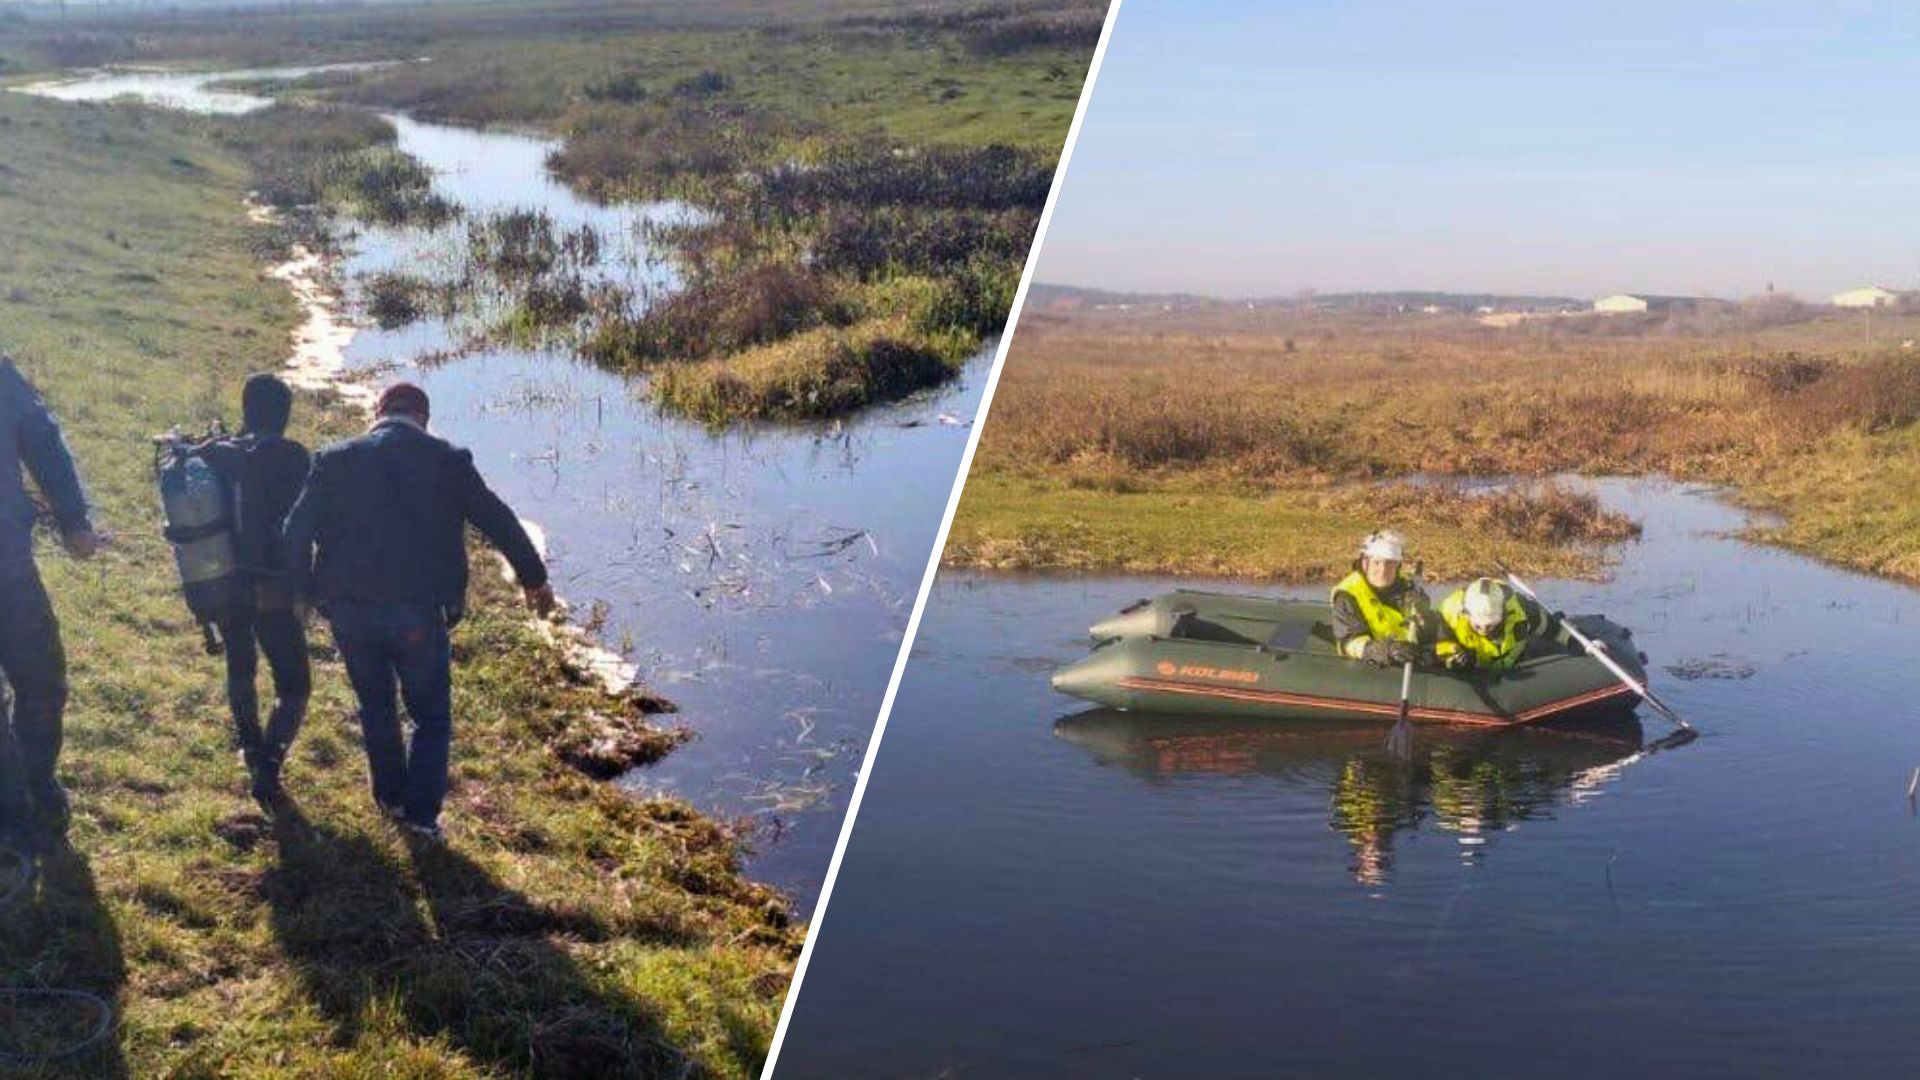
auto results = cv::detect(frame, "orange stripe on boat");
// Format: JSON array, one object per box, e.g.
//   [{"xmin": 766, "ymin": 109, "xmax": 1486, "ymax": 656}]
[{"xmin": 1115, "ymin": 676, "xmax": 1635, "ymax": 727}]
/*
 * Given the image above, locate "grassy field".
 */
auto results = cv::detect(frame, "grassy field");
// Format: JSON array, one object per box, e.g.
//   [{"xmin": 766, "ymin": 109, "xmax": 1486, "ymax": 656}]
[
  {"xmin": 952, "ymin": 302, "xmax": 1920, "ymax": 581},
  {"xmin": 0, "ymin": 91, "xmax": 795, "ymax": 1079},
  {"xmin": 0, "ymin": 0, "xmax": 1099, "ymax": 425}
]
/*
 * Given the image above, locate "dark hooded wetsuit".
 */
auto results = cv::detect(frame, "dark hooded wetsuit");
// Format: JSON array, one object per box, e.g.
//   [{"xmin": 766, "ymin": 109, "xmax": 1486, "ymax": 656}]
[{"xmin": 191, "ymin": 375, "xmax": 311, "ymax": 781}]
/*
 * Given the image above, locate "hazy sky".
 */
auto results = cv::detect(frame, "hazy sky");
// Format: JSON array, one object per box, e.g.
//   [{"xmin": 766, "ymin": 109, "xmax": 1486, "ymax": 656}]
[{"xmin": 1039, "ymin": 0, "xmax": 1920, "ymax": 300}]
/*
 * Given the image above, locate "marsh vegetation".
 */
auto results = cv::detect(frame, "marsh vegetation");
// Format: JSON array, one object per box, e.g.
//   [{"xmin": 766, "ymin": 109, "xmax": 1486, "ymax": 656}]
[
  {"xmin": 955, "ymin": 301, "xmax": 1920, "ymax": 580},
  {"xmin": 3, "ymin": 0, "xmax": 1096, "ymax": 423}
]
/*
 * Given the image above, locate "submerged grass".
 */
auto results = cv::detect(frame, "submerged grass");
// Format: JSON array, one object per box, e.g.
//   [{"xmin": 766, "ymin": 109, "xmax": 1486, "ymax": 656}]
[
  {"xmin": 956, "ymin": 303, "xmax": 1920, "ymax": 580},
  {"xmin": 0, "ymin": 91, "xmax": 793, "ymax": 1080}
]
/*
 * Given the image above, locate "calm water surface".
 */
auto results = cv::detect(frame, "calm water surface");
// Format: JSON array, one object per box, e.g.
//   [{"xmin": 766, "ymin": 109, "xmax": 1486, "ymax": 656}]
[
  {"xmin": 22, "ymin": 67, "xmax": 985, "ymax": 908},
  {"xmin": 779, "ymin": 478, "xmax": 1920, "ymax": 1078}
]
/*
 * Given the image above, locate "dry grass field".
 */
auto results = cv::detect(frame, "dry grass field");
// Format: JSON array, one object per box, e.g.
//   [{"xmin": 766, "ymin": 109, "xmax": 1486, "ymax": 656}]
[{"xmin": 951, "ymin": 299, "xmax": 1920, "ymax": 581}]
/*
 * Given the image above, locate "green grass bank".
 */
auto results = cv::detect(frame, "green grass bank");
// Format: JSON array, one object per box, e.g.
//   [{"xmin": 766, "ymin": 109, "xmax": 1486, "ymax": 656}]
[{"xmin": 0, "ymin": 92, "xmax": 795, "ymax": 1080}]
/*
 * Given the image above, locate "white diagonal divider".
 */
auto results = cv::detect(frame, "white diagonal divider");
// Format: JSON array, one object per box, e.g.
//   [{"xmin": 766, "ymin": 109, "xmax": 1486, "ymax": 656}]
[{"xmin": 758, "ymin": 1, "xmax": 1132, "ymax": 1073}]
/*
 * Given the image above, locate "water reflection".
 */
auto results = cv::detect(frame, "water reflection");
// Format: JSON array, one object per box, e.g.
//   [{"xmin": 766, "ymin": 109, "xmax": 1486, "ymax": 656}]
[
  {"xmin": 22, "ymin": 65, "xmax": 988, "ymax": 910},
  {"xmin": 1057, "ymin": 709, "xmax": 1645, "ymax": 885}
]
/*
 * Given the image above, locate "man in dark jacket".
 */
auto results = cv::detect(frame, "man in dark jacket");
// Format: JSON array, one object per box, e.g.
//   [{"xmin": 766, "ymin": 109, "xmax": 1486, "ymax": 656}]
[
  {"xmin": 1, "ymin": 354, "xmax": 99, "ymax": 839},
  {"xmin": 283, "ymin": 382, "xmax": 554, "ymax": 839},
  {"xmin": 193, "ymin": 374, "xmax": 312, "ymax": 807}
]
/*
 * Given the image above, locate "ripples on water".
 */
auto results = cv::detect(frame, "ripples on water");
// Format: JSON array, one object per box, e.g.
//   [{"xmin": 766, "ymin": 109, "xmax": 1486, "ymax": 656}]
[{"xmin": 780, "ymin": 478, "xmax": 1920, "ymax": 1079}]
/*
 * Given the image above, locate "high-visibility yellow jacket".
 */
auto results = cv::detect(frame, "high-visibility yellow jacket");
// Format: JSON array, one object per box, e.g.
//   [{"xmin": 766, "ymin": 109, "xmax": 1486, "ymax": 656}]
[
  {"xmin": 1330, "ymin": 569, "xmax": 1426, "ymax": 661},
  {"xmin": 1434, "ymin": 588, "xmax": 1541, "ymax": 668}
]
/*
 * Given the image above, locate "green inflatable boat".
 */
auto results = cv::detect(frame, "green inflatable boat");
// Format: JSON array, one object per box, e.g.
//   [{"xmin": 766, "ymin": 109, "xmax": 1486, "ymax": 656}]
[{"xmin": 1051, "ymin": 589, "xmax": 1648, "ymax": 728}]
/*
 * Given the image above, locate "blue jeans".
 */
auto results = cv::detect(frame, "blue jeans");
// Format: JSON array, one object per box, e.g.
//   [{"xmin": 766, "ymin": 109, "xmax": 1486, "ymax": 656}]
[
  {"xmin": 326, "ymin": 600, "xmax": 452, "ymax": 827},
  {"xmin": 0, "ymin": 564, "xmax": 67, "ymax": 827}
]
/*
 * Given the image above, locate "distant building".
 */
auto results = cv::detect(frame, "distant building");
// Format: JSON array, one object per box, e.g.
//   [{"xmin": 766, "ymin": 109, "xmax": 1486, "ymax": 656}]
[
  {"xmin": 1593, "ymin": 294, "xmax": 1732, "ymax": 315},
  {"xmin": 1832, "ymin": 285, "xmax": 1899, "ymax": 309},
  {"xmin": 1594, "ymin": 294, "xmax": 1650, "ymax": 314}
]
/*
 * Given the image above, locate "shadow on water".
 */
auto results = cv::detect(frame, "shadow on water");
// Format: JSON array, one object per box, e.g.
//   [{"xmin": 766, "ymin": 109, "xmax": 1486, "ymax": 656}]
[
  {"xmin": 1055, "ymin": 709, "xmax": 1650, "ymax": 886},
  {"xmin": 263, "ymin": 800, "xmax": 705, "ymax": 1080},
  {"xmin": 0, "ymin": 840, "xmax": 128, "ymax": 1079}
]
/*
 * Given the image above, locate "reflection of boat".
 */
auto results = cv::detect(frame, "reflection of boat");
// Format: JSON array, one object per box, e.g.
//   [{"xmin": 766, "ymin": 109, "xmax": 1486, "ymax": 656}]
[
  {"xmin": 1055, "ymin": 708, "xmax": 1646, "ymax": 884},
  {"xmin": 1052, "ymin": 590, "xmax": 1646, "ymax": 727}
]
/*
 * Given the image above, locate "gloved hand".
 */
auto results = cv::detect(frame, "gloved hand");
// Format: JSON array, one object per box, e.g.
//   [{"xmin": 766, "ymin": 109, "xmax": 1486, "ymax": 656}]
[
  {"xmin": 1443, "ymin": 649, "xmax": 1475, "ymax": 672},
  {"xmin": 1386, "ymin": 640, "xmax": 1419, "ymax": 666}
]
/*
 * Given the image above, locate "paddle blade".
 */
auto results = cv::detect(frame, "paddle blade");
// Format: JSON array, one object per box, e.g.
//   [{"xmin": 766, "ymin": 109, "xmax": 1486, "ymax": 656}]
[
  {"xmin": 1385, "ymin": 713, "xmax": 1413, "ymax": 761},
  {"xmin": 1646, "ymin": 727, "xmax": 1699, "ymax": 753}
]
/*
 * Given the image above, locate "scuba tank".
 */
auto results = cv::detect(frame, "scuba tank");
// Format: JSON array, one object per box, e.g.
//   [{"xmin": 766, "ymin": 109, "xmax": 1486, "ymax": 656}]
[{"xmin": 155, "ymin": 425, "xmax": 239, "ymax": 655}]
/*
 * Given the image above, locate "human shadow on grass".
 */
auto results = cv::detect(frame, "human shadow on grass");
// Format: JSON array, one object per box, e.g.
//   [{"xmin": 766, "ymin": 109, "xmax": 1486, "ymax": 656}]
[
  {"xmin": 264, "ymin": 799, "xmax": 705, "ymax": 1079},
  {"xmin": 0, "ymin": 837, "xmax": 128, "ymax": 1080}
]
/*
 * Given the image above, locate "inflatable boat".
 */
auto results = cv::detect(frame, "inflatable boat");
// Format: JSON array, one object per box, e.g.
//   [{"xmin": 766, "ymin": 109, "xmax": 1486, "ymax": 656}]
[{"xmin": 1050, "ymin": 590, "xmax": 1646, "ymax": 727}]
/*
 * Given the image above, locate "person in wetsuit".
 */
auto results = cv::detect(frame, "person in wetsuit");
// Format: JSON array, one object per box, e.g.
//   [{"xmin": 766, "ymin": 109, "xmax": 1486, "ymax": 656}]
[{"xmin": 192, "ymin": 374, "xmax": 311, "ymax": 807}]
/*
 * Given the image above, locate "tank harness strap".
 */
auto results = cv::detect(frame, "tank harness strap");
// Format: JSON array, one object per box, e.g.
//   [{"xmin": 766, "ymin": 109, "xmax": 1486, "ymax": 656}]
[{"xmin": 162, "ymin": 520, "xmax": 232, "ymax": 545}]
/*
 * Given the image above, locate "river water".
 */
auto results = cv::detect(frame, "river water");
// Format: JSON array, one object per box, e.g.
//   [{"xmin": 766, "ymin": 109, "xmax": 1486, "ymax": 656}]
[
  {"xmin": 778, "ymin": 478, "xmax": 1920, "ymax": 1079},
  {"xmin": 20, "ymin": 66, "xmax": 988, "ymax": 910}
]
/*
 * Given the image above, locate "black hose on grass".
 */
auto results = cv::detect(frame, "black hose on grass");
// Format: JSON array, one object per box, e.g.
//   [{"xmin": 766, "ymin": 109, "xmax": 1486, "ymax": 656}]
[
  {"xmin": 0, "ymin": 843, "xmax": 118, "ymax": 1066},
  {"xmin": 0, "ymin": 988, "xmax": 116, "ymax": 1067}
]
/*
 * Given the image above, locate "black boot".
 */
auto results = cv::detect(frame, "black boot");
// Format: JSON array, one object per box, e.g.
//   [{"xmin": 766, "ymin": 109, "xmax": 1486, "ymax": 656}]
[{"xmin": 241, "ymin": 744, "xmax": 286, "ymax": 812}]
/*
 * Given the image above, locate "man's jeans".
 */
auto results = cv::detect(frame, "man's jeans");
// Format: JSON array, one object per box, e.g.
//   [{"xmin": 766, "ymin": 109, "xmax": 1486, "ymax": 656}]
[
  {"xmin": 326, "ymin": 600, "xmax": 452, "ymax": 828},
  {"xmin": 0, "ymin": 564, "xmax": 67, "ymax": 827}
]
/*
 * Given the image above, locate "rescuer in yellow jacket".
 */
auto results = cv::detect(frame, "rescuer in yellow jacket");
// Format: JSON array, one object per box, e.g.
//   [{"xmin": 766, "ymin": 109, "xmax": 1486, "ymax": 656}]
[
  {"xmin": 1330, "ymin": 530, "xmax": 1433, "ymax": 666},
  {"xmin": 1433, "ymin": 577, "xmax": 1556, "ymax": 671}
]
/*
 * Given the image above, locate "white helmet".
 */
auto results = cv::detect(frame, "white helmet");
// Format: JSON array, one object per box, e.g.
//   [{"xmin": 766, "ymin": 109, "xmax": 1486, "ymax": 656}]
[
  {"xmin": 1359, "ymin": 530, "xmax": 1405, "ymax": 563},
  {"xmin": 1462, "ymin": 577, "xmax": 1509, "ymax": 633}
]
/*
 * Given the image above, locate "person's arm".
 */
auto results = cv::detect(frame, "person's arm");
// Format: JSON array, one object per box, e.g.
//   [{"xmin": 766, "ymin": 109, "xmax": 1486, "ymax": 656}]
[
  {"xmin": 1331, "ymin": 591, "xmax": 1375, "ymax": 661},
  {"xmin": 280, "ymin": 457, "xmax": 324, "ymax": 606},
  {"xmin": 452, "ymin": 450, "xmax": 553, "ymax": 610},
  {"xmin": 1518, "ymin": 594, "xmax": 1557, "ymax": 639},
  {"xmin": 8, "ymin": 365, "xmax": 94, "ymax": 553},
  {"xmin": 1431, "ymin": 608, "xmax": 1473, "ymax": 668},
  {"xmin": 1406, "ymin": 582, "xmax": 1437, "ymax": 642}
]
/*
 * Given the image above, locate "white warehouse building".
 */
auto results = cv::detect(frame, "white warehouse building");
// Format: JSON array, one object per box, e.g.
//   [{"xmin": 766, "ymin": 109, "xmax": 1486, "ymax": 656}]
[
  {"xmin": 1593, "ymin": 294, "xmax": 1649, "ymax": 314},
  {"xmin": 1832, "ymin": 286, "xmax": 1899, "ymax": 309}
]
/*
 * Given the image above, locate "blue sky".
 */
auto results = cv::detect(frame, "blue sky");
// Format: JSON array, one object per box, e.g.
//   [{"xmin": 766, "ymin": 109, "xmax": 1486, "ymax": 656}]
[{"xmin": 1039, "ymin": 0, "xmax": 1920, "ymax": 299}]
